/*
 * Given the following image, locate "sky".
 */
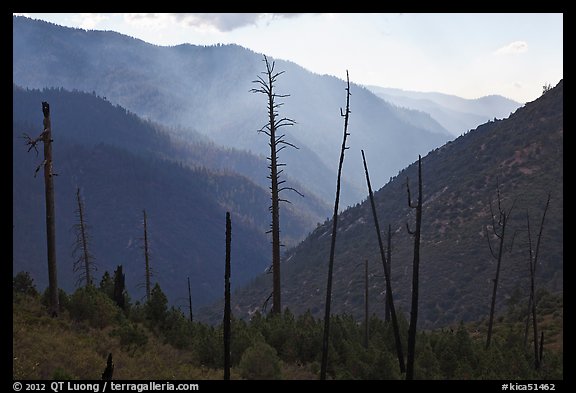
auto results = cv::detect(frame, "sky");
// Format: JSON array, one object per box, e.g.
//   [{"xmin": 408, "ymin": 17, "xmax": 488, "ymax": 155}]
[{"xmin": 15, "ymin": 13, "xmax": 563, "ymax": 103}]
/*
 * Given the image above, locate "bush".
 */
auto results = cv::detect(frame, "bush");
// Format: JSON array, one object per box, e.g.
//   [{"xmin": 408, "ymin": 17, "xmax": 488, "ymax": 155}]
[
  {"xmin": 13, "ymin": 271, "xmax": 39, "ymax": 298},
  {"xmin": 111, "ymin": 321, "xmax": 148, "ymax": 355},
  {"xmin": 239, "ymin": 341, "xmax": 281, "ymax": 380},
  {"xmin": 68, "ymin": 286, "xmax": 121, "ymax": 328}
]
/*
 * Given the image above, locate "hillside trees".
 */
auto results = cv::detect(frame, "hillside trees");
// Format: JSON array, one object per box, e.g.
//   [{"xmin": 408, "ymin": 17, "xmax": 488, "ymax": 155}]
[
  {"xmin": 320, "ymin": 71, "xmax": 352, "ymax": 380},
  {"xmin": 251, "ymin": 55, "xmax": 302, "ymax": 315}
]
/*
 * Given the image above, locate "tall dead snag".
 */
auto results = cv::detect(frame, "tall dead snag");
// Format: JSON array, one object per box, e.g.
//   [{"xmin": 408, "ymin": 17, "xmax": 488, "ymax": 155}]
[
  {"xmin": 524, "ymin": 193, "xmax": 551, "ymax": 370},
  {"xmin": 361, "ymin": 149, "xmax": 406, "ymax": 374},
  {"xmin": 142, "ymin": 209, "xmax": 152, "ymax": 303},
  {"xmin": 385, "ymin": 224, "xmax": 392, "ymax": 323},
  {"xmin": 320, "ymin": 71, "xmax": 351, "ymax": 380},
  {"xmin": 22, "ymin": 101, "xmax": 59, "ymax": 317},
  {"xmin": 73, "ymin": 187, "xmax": 96, "ymax": 287},
  {"xmin": 364, "ymin": 260, "xmax": 369, "ymax": 349},
  {"xmin": 251, "ymin": 55, "xmax": 301, "ymax": 315},
  {"xmin": 405, "ymin": 155, "xmax": 423, "ymax": 380},
  {"xmin": 485, "ymin": 179, "xmax": 516, "ymax": 349},
  {"xmin": 188, "ymin": 276, "xmax": 194, "ymax": 323},
  {"xmin": 223, "ymin": 212, "xmax": 232, "ymax": 380}
]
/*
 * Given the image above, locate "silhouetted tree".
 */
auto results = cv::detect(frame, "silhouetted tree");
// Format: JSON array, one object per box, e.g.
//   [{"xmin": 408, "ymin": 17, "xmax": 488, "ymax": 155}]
[
  {"xmin": 188, "ymin": 276, "xmax": 193, "ymax": 323},
  {"xmin": 113, "ymin": 265, "xmax": 126, "ymax": 311},
  {"xmin": 224, "ymin": 212, "xmax": 232, "ymax": 380},
  {"xmin": 385, "ymin": 224, "xmax": 393, "ymax": 323},
  {"xmin": 320, "ymin": 71, "xmax": 351, "ymax": 380},
  {"xmin": 361, "ymin": 149, "xmax": 406, "ymax": 374},
  {"xmin": 101, "ymin": 353, "xmax": 114, "ymax": 380},
  {"xmin": 72, "ymin": 187, "xmax": 96, "ymax": 287},
  {"xmin": 251, "ymin": 55, "xmax": 302, "ymax": 315},
  {"xmin": 405, "ymin": 155, "xmax": 423, "ymax": 380},
  {"xmin": 21, "ymin": 101, "xmax": 58, "ymax": 317},
  {"xmin": 142, "ymin": 209, "xmax": 152, "ymax": 303},
  {"xmin": 485, "ymin": 178, "xmax": 516, "ymax": 349}
]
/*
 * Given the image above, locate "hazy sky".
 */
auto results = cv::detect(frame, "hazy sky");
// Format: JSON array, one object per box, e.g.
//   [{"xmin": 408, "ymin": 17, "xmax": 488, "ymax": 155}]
[{"xmin": 17, "ymin": 13, "xmax": 563, "ymax": 103}]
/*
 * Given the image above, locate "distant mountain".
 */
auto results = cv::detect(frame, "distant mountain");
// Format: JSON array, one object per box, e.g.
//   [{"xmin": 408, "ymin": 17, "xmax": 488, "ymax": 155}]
[
  {"xmin": 366, "ymin": 85, "xmax": 522, "ymax": 137},
  {"xmin": 12, "ymin": 85, "xmax": 327, "ymax": 308},
  {"xmin": 199, "ymin": 80, "xmax": 563, "ymax": 329},
  {"xmin": 13, "ymin": 16, "xmax": 452, "ymax": 207}
]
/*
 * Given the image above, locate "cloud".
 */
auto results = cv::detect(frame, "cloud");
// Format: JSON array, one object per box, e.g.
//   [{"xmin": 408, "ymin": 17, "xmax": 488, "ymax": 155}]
[
  {"xmin": 494, "ymin": 41, "xmax": 528, "ymax": 55},
  {"xmin": 78, "ymin": 13, "xmax": 110, "ymax": 29},
  {"xmin": 124, "ymin": 13, "xmax": 306, "ymax": 32}
]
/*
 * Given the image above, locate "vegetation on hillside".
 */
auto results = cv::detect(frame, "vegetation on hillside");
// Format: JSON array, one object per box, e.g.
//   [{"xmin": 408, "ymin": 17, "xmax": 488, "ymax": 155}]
[{"xmin": 13, "ymin": 272, "xmax": 562, "ymax": 380}]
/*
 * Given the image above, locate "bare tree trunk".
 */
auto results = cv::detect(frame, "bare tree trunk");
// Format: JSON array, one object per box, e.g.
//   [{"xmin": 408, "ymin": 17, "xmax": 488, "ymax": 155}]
[
  {"xmin": 188, "ymin": 276, "xmax": 193, "ymax": 323},
  {"xmin": 524, "ymin": 193, "xmax": 550, "ymax": 369},
  {"xmin": 113, "ymin": 265, "xmax": 125, "ymax": 311},
  {"xmin": 361, "ymin": 149, "xmax": 406, "ymax": 374},
  {"xmin": 224, "ymin": 212, "xmax": 232, "ymax": 380},
  {"xmin": 73, "ymin": 187, "xmax": 95, "ymax": 287},
  {"xmin": 143, "ymin": 209, "xmax": 151, "ymax": 303},
  {"xmin": 251, "ymin": 55, "xmax": 300, "ymax": 315},
  {"xmin": 364, "ymin": 259, "xmax": 369, "ymax": 349},
  {"xmin": 385, "ymin": 224, "xmax": 392, "ymax": 323},
  {"xmin": 485, "ymin": 179, "xmax": 515, "ymax": 349},
  {"xmin": 23, "ymin": 102, "xmax": 59, "ymax": 316},
  {"xmin": 406, "ymin": 155, "xmax": 423, "ymax": 380},
  {"xmin": 320, "ymin": 71, "xmax": 351, "ymax": 380}
]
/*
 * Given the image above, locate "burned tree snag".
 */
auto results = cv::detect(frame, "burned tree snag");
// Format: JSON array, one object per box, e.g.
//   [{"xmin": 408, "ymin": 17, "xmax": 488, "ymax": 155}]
[
  {"xmin": 188, "ymin": 276, "xmax": 194, "ymax": 323},
  {"xmin": 113, "ymin": 265, "xmax": 126, "ymax": 311},
  {"xmin": 405, "ymin": 155, "xmax": 423, "ymax": 380},
  {"xmin": 143, "ymin": 209, "xmax": 151, "ymax": 303},
  {"xmin": 223, "ymin": 212, "xmax": 232, "ymax": 380},
  {"xmin": 22, "ymin": 101, "xmax": 59, "ymax": 317},
  {"xmin": 73, "ymin": 187, "xmax": 96, "ymax": 287},
  {"xmin": 361, "ymin": 149, "xmax": 406, "ymax": 374},
  {"xmin": 485, "ymin": 179, "xmax": 516, "ymax": 349},
  {"xmin": 320, "ymin": 71, "xmax": 351, "ymax": 380},
  {"xmin": 251, "ymin": 55, "xmax": 301, "ymax": 315},
  {"xmin": 101, "ymin": 353, "xmax": 114, "ymax": 380}
]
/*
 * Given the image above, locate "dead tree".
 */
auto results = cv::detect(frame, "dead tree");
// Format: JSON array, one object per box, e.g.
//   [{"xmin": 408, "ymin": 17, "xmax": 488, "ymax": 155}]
[
  {"xmin": 22, "ymin": 101, "xmax": 59, "ymax": 317},
  {"xmin": 385, "ymin": 224, "xmax": 392, "ymax": 323},
  {"xmin": 72, "ymin": 187, "xmax": 96, "ymax": 287},
  {"xmin": 364, "ymin": 259, "xmax": 369, "ymax": 349},
  {"xmin": 251, "ymin": 55, "xmax": 301, "ymax": 315},
  {"xmin": 485, "ymin": 179, "xmax": 516, "ymax": 349},
  {"xmin": 361, "ymin": 149, "xmax": 406, "ymax": 374},
  {"xmin": 223, "ymin": 212, "xmax": 232, "ymax": 380},
  {"xmin": 320, "ymin": 71, "xmax": 351, "ymax": 380},
  {"xmin": 405, "ymin": 155, "xmax": 423, "ymax": 380},
  {"xmin": 524, "ymin": 193, "xmax": 551, "ymax": 369},
  {"xmin": 188, "ymin": 276, "xmax": 194, "ymax": 323},
  {"xmin": 113, "ymin": 265, "xmax": 126, "ymax": 311},
  {"xmin": 142, "ymin": 209, "xmax": 152, "ymax": 303}
]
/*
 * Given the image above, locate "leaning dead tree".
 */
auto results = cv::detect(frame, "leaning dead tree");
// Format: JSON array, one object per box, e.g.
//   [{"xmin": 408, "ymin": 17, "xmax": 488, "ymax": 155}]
[
  {"xmin": 320, "ymin": 71, "xmax": 351, "ymax": 380},
  {"xmin": 251, "ymin": 55, "xmax": 302, "ymax": 315},
  {"xmin": 524, "ymin": 193, "xmax": 551, "ymax": 370},
  {"xmin": 188, "ymin": 276, "xmax": 194, "ymax": 323},
  {"xmin": 22, "ymin": 102, "xmax": 59, "ymax": 317},
  {"xmin": 361, "ymin": 149, "xmax": 406, "ymax": 374},
  {"xmin": 405, "ymin": 155, "xmax": 423, "ymax": 380},
  {"xmin": 485, "ymin": 179, "xmax": 516, "ymax": 349},
  {"xmin": 72, "ymin": 187, "xmax": 96, "ymax": 287},
  {"xmin": 223, "ymin": 212, "xmax": 232, "ymax": 380}
]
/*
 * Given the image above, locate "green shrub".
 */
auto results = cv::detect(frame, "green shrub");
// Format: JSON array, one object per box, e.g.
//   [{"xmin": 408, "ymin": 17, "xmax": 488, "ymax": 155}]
[
  {"xmin": 239, "ymin": 341, "xmax": 281, "ymax": 380},
  {"xmin": 68, "ymin": 286, "xmax": 121, "ymax": 328}
]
